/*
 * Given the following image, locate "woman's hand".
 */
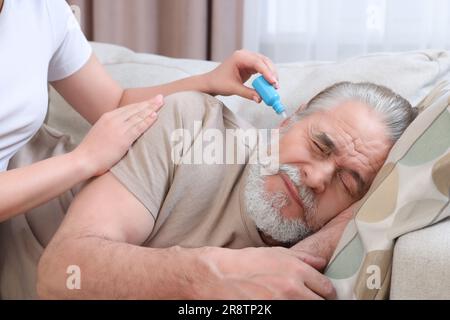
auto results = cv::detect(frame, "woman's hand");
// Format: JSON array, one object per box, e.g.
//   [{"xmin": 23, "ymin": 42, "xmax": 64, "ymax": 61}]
[
  {"xmin": 72, "ymin": 95, "xmax": 164, "ymax": 177},
  {"xmin": 204, "ymin": 50, "xmax": 279, "ymax": 102}
]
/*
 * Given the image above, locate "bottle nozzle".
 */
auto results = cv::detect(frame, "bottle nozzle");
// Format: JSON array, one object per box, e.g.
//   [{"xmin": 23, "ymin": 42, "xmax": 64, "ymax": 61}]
[
  {"xmin": 272, "ymin": 101, "xmax": 286, "ymax": 117},
  {"xmin": 281, "ymin": 111, "xmax": 287, "ymax": 119}
]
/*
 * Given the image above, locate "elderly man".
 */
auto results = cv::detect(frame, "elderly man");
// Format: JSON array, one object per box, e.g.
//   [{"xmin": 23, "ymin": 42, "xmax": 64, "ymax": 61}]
[{"xmin": 37, "ymin": 82, "xmax": 417, "ymax": 299}]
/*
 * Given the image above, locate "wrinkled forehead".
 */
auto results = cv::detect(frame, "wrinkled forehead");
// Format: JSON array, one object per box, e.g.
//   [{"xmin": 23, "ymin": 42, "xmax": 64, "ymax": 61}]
[
  {"xmin": 304, "ymin": 101, "xmax": 392, "ymax": 177},
  {"xmin": 328, "ymin": 101, "xmax": 388, "ymax": 139}
]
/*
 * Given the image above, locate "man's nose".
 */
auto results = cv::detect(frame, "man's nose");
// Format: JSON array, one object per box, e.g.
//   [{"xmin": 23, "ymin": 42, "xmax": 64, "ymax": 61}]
[{"xmin": 303, "ymin": 160, "xmax": 335, "ymax": 194}]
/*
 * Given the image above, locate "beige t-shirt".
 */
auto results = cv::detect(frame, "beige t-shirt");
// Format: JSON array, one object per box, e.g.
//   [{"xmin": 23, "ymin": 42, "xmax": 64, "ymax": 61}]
[{"xmin": 110, "ymin": 91, "xmax": 267, "ymax": 249}]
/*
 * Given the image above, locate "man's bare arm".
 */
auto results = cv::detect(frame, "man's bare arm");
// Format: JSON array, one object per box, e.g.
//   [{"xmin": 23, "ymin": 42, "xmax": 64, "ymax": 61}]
[
  {"xmin": 37, "ymin": 173, "xmax": 336, "ymax": 299},
  {"xmin": 291, "ymin": 203, "xmax": 356, "ymax": 266},
  {"xmin": 36, "ymin": 173, "xmax": 203, "ymax": 299}
]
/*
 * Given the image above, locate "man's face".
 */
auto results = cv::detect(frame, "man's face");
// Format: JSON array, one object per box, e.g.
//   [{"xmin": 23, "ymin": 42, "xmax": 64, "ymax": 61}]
[{"xmin": 245, "ymin": 100, "xmax": 392, "ymax": 244}]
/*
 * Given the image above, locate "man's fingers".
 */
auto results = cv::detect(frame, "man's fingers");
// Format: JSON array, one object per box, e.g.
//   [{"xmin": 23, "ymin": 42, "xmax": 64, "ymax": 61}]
[
  {"xmin": 281, "ymin": 247, "xmax": 327, "ymax": 271},
  {"xmin": 296, "ymin": 286, "xmax": 324, "ymax": 300},
  {"xmin": 301, "ymin": 254, "xmax": 327, "ymax": 271},
  {"xmin": 291, "ymin": 250, "xmax": 327, "ymax": 271},
  {"xmin": 272, "ymin": 247, "xmax": 335, "ymax": 299},
  {"xmin": 302, "ymin": 264, "xmax": 336, "ymax": 300}
]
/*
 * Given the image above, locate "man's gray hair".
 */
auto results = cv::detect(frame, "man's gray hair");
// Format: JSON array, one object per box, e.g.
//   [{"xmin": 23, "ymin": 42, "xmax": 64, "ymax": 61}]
[{"xmin": 292, "ymin": 82, "xmax": 418, "ymax": 142}]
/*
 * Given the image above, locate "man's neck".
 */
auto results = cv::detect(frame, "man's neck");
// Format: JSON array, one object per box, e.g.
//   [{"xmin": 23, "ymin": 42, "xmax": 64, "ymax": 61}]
[
  {"xmin": 258, "ymin": 229, "xmax": 289, "ymax": 247},
  {"xmin": 0, "ymin": 0, "xmax": 4, "ymax": 14}
]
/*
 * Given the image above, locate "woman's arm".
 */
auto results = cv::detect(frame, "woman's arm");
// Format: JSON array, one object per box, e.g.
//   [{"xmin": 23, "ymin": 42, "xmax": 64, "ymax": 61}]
[
  {"xmin": 0, "ymin": 151, "xmax": 90, "ymax": 221},
  {"xmin": 2, "ymin": 49, "xmax": 276, "ymax": 220},
  {"xmin": 51, "ymin": 50, "xmax": 279, "ymax": 124},
  {"xmin": 0, "ymin": 97, "xmax": 164, "ymax": 221},
  {"xmin": 120, "ymin": 50, "xmax": 279, "ymax": 106}
]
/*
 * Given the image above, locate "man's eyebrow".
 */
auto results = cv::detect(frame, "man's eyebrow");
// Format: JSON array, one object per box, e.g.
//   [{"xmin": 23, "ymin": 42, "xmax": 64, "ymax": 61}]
[
  {"xmin": 349, "ymin": 169, "xmax": 366, "ymax": 197},
  {"xmin": 315, "ymin": 132, "xmax": 366, "ymax": 196},
  {"xmin": 315, "ymin": 132, "xmax": 336, "ymax": 152}
]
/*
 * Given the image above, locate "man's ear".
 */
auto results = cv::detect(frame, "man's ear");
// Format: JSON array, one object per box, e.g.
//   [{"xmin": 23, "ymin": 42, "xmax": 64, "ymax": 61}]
[
  {"xmin": 278, "ymin": 103, "xmax": 307, "ymax": 130},
  {"xmin": 296, "ymin": 103, "xmax": 307, "ymax": 115}
]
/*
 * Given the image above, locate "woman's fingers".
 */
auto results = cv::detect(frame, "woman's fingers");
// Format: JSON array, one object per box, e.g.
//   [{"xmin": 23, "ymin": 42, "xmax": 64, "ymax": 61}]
[
  {"xmin": 126, "ymin": 105, "xmax": 158, "ymax": 128},
  {"xmin": 74, "ymin": 95, "xmax": 165, "ymax": 177},
  {"xmin": 125, "ymin": 96, "xmax": 165, "ymax": 138},
  {"xmin": 233, "ymin": 52, "xmax": 279, "ymax": 101},
  {"xmin": 247, "ymin": 52, "xmax": 278, "ymax": 88},
  {"xmin": 259, "ymin": 55, "xmax": 279, "ymax": 88},
  {"xmin": 252, "ymin": 59, "xmax": 277, "ymax": 85},
  {"xmin": 115, "ymin": 101, "xmax": 148, "ymax": 120},
  {"xmin": 118, "ymin": 95, "xmax": 164, "ymax": 121},
  {"xmin": 233, "ymin": 84, "xmax": 262, "ymax": 102},
  {"xmin": 127, "ymin": 111, "xmax": 159, "ymax": 140}
]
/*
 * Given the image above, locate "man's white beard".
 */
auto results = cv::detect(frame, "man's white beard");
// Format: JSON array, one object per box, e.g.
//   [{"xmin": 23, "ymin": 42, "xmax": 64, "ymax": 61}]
[{"xmin": 244, "ymin": 164, "xmax": 316, "ymax": 245}]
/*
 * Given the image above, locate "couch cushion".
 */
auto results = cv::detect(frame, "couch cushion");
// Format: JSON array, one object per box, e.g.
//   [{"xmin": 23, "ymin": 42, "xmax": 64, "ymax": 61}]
[
  {"xmin": 391, "ymin": 217, "xmax": 450, "ymax": 299},
  {"xmin": 47, "ymin": 42, "xmax": 450, "ymax": 143}
]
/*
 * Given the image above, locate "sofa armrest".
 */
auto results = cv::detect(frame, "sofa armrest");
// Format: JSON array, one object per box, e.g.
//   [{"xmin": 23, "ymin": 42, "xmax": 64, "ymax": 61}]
[{"xmin": 391, "ymin": 218, "xmax": 450, "ymax": 299}]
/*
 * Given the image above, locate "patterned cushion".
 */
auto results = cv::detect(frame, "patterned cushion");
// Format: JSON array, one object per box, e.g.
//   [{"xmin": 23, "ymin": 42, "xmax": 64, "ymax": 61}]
[{"xmin": 325, "ymin": 82, "xmax": 450, "ymax": 299}]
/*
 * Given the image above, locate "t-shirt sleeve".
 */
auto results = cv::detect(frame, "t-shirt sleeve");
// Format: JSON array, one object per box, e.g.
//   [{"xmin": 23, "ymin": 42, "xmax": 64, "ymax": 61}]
[
  {"xmin": 109, "ymin": 122, "xmax": 174, "ymax": 220},
  {"xmin": 109, "ymin": 92, "xmax": 215, "ymax": 220},
  {"xmin": 46, "ymin": 0, "xmax": 92, "ymax": 82}
]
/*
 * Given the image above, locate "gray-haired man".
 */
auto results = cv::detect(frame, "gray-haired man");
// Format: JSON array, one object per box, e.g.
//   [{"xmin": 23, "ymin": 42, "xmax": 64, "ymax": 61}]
[{"xmin": 37, "ymin": 82, "xmax": 417, "ymax": 299}]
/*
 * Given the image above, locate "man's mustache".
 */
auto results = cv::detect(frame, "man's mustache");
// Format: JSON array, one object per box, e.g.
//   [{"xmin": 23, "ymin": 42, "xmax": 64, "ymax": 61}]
[{"xmin": 278, "ymin": 164, "xmax": 316, "ymax": 221}]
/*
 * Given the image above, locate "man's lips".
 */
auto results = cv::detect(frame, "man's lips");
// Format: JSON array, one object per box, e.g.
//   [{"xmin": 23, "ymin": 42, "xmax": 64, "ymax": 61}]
[{"xmin": 279, "ymin": 173, "xmax": 305, "ymax": 212}]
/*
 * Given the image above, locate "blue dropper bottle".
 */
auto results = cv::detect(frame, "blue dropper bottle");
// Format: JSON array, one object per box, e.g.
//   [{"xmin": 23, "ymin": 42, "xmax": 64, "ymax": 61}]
[{"xmin": 252, "ymin": 75, "xmax": 287, "ymax": 118}]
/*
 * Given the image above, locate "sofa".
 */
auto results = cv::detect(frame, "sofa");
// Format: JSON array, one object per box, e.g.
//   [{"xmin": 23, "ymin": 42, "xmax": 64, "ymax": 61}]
[{"xmin": 47, "ymin": 42, "xmax": 450, "ymax": 299}]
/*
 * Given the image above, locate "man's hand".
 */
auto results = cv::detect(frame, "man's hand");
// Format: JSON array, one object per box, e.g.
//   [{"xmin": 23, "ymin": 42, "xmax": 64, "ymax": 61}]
[
  {"xmin": 203, "ymin": 50, "xmax": 279, "ymax": 102},
  {"xmin": 194, "ymin": 246, "xmax": 336, "ymax": 300}
]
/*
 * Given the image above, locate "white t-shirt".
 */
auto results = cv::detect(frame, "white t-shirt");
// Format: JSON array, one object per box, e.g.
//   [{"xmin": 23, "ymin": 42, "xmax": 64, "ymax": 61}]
[{"xmin": 0, "ymin": 0, "xmax": 92, "ymax": 172}]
